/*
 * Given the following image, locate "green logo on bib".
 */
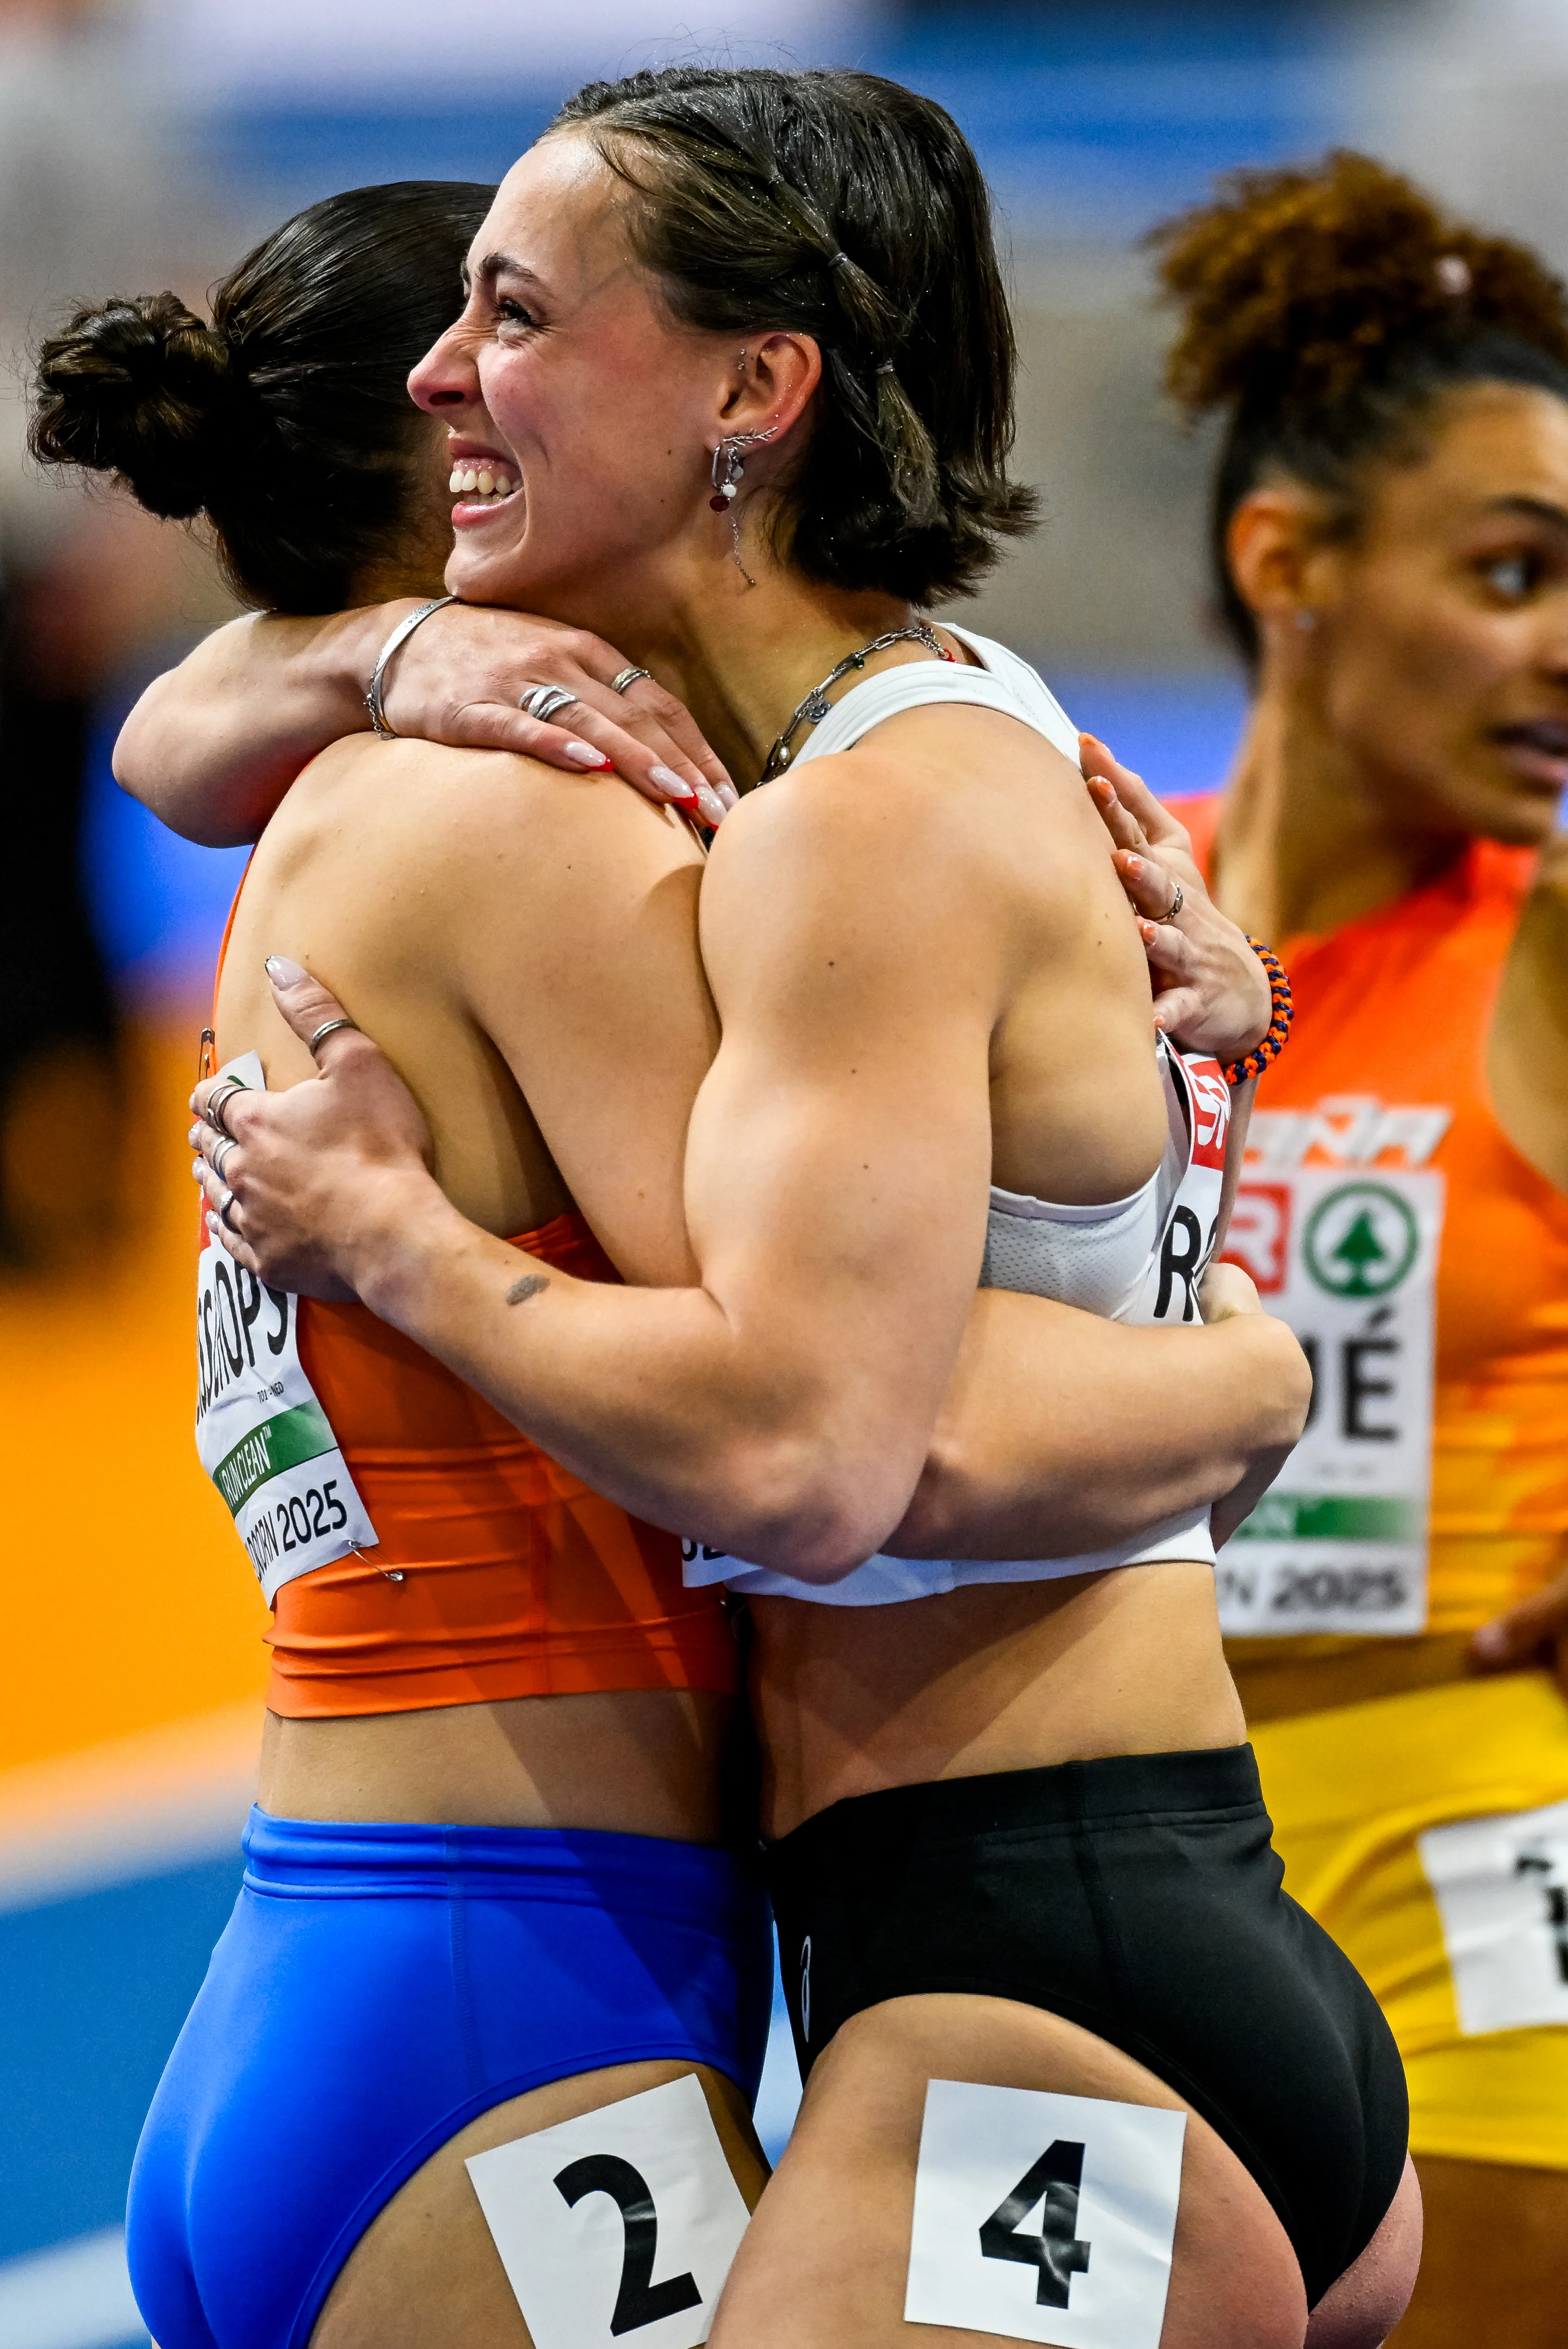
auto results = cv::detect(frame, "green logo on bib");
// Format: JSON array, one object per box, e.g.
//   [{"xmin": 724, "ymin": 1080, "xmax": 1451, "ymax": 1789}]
[{"xmin": 1303, "ymin": 1181, "xmax": 1420, "ymax": 1298}]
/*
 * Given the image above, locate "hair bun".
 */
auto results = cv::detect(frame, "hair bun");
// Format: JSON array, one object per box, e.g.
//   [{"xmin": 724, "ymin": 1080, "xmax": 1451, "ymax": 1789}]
[
  {"xmin": 1151, "ymin": 148, "xmax": 1568, "ymax": 425},
  {"xmin": 30, "ymin": 291, "xmax": 238, "ymax": 519}
]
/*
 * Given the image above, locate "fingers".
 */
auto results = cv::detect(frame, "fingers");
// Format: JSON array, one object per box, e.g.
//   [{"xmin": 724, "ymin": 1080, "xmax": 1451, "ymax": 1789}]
[
  {"xmin": 1137, "ymin": 916, "xmax": 1201, "ymax": 981},
  {"xmin": 1086, "ymin": 774, "xmax": 1151, "ymax": 855},
  {"xmin": 437, "ymin": 700, "xmax": 730, "ymax": 825},
  {"xmin": 1116, "ymin": 849, "xmax": 1183, "ymax": 922},
  {"xmin": 259, "ymin": 957, "xmax": 361, "ymax": 1061},
  {"xmin": 1471, "ymin": 1574, "xmax": 1568, "ymax": 1665},
  {"xmin": 1081, "ymin": 732, "xmax": 1194, "ymax": 856}
]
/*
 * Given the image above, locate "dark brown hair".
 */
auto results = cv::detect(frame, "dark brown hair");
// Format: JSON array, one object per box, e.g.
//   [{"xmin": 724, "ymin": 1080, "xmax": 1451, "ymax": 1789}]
[
  {"xmin": 29, "ymin": 180, "xmax": 492, "ymax": 613},
  {"xmin": 1151, "ymin": 149, "xmax": 1568, "ymax": 665},
  {"xmin": 551, "ymin": 65, "xmax": 1037, "ymax": 603}
]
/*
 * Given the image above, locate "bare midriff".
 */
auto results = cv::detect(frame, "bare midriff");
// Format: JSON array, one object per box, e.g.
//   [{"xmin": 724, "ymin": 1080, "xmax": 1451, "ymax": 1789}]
[
  {"xmin": 749, "ymin": 1560, "xmax": 1244, "ymax": 1841},
  {"xmin": 258, "ymin": 1685, "xmax": 742, "ymax": 1843}
]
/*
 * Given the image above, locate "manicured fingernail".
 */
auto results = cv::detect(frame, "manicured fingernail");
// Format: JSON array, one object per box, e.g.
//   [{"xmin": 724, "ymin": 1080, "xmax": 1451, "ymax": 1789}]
[
  {"xmin": 715, "ymin": 781, "xmax": 740, "ymax": 812},
  {"xmin": 565, "ymin": 741, "xmax": 615, "ymax": 770},
  {"xmin": 649, "ymin": 765, "xmax": 690, "ymax": 800},
  {"xmin": 1472, "ymin": 1623, "xmax": 1508, "ymax": 1659},
  {"xmin": 266, "ymin": 955, "xmax": 308, "ymax": 988},
  {"xmin": 695, "ymin": 784, "xmax": 727, "ymax": 826}
]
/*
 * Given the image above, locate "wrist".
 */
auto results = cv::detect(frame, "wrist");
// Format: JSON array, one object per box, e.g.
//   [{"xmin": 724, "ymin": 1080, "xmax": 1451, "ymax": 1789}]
[
  {"xmin": 315, "ymin": 600, "xmax": 427, "ymax": 736},
  {"xmin": 343, "ymin": 1163, "xmax": 465, "ymax": 1323}
]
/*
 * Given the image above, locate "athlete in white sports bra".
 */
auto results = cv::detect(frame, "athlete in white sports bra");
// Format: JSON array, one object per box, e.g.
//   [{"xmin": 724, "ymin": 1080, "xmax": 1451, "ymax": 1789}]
[{"xmin": 163, "ymin": 66, "xmax": 1418, "ymax": 2348}]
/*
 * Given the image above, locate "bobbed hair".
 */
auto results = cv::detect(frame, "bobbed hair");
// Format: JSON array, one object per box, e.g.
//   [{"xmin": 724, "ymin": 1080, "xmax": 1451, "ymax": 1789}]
[
  {"xmin": 551, "ymin": 65, "xmax": 1038, "ymax": 604},
  {"xmin": 29, "ymin": 180, "xmax": 493, "ymax": 614},
  {"xmin": 1150, "ymin": 149, "xmax": 1568, "ymax": 667}
]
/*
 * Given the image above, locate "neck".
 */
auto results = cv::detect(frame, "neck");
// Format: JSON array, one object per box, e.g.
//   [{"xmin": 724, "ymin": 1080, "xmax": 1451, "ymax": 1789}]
[
  {"xmin": 1215, "ymin": 668, "xmax": 1466, "ymax": 942},
  {"xmin": 552, "ymin": 537, "xmax": 917, "ymax": 787}
]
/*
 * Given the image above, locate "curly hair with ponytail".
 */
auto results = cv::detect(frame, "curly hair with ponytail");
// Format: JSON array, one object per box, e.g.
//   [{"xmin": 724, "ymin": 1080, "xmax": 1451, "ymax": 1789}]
[
  {"xmin": 30, "ymin": 180, "xmax": 491, "ymax": 614},
  {"xmin": 1149, "ymin": 149, "xmax": 1568, "ymax": 666},
  {"xmin": 552, "ymin": 65, "xmax": 1037, "ymax": 604}
]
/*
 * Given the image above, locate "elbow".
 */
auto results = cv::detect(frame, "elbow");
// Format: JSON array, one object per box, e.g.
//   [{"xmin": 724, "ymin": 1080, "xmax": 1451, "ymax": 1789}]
[{"xmin": 707, "ymin": 1423, "xmax": 918, "ymax": 1584}]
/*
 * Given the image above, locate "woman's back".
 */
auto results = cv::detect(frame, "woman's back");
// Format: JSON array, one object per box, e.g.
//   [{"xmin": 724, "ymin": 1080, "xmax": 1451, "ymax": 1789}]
[{"xmin": 214, "ymin": 736, "xmax": 744, "ymax": 1839}]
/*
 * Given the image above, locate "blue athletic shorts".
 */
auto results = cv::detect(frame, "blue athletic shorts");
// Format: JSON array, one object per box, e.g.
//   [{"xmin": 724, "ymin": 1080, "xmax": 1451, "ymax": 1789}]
[{"xmin": 126, "ymin": 1808, "xmax": 774, "ymax": 2349}]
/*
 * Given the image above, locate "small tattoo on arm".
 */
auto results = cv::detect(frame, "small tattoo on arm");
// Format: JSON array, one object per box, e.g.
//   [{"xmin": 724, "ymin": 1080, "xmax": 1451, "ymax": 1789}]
[{"xmin": 505, "ymin": 1273, "xmax": 549, "ymax": 1307}]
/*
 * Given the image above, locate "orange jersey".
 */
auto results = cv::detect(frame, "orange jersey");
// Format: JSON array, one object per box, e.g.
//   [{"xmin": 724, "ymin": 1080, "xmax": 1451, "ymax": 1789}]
[
  {"xmin": 1186, "ymin": 795, "xmax": 1568, "ymax": 1635},
  {"xmin": 201, "ymin": 886, "xmax": 736, "ymax": 1720}
]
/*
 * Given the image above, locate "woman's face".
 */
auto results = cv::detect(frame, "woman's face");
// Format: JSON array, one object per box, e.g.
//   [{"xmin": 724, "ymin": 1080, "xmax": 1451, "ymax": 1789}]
[
  {"xmin": 408, "ymin": 133, "xmax": 747, "ymax": 620},
  {"xmin": 1305, "ymin": 383, "xmax": 1568, "ymax": 848}
]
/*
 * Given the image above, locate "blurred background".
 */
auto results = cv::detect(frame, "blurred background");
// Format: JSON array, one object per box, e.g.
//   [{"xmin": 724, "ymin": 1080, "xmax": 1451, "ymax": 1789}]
[{"xmin": 3, "ymin": 0, "xmax": 1565, "ymax": 2338}]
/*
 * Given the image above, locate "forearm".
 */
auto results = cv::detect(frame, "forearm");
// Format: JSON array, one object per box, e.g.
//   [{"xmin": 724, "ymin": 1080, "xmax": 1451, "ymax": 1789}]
[
  {"xmin": 112, "ymin": 603, "xmax": 398, "ymax": 844},
  {"xmin": 887, "ymin": 1288, "xmax": 1309, "ymax": 1560},
  {"xmin": 352, "ymin": 1173, "xmax": 921, "ymax": 1576}
]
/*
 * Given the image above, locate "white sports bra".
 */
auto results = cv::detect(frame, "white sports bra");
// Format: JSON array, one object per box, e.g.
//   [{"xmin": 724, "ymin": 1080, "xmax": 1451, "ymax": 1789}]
[{"xmin": 683, "ymin": 626, "xmax": 1227, "ymax": 1607}]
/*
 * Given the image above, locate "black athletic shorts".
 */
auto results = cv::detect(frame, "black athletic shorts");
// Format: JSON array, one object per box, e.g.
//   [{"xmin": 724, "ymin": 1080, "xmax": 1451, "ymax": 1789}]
[{"xmin": 765, "ymin": 1744, "xmax": 1408, "ymax": 2309}]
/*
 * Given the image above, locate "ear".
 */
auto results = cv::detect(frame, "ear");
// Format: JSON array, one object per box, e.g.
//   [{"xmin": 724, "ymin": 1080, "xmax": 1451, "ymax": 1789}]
[
  {"xmin": 1225, "ymin": 484, "xmax": 1342, "ymax": 633},
  {"xmin": 718, "ymin": 331, "xmax": 821, "ymax": 452}
]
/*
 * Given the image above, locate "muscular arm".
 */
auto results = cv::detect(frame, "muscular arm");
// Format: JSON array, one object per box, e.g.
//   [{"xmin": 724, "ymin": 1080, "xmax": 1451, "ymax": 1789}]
[{"xmin": 202, "ymin": 739, "xmax": 1304, "ymax": 1576}]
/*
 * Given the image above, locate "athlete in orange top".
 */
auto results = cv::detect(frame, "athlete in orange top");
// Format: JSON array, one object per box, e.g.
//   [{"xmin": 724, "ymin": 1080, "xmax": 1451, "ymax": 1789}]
[{"xmin": 1133, "ymin": 151, "xmax": 1568, "ymax": 2348}]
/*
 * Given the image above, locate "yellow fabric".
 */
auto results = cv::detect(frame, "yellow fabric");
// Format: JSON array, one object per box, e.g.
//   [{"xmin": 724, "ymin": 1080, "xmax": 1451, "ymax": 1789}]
[{"xmin": 1253, "ymin": 1670, "xmax": 1568, "ymax": 2170}]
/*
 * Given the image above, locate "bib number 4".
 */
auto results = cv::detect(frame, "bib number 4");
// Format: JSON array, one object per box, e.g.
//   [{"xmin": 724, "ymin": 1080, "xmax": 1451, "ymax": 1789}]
[
  {"xmin": 979, "ymin": 2140, "xmax": 1092, "ymax": 2307},
  {"xmin": 906, "ymin": 2081, "xmax": 1185, "ymax": 2349}
]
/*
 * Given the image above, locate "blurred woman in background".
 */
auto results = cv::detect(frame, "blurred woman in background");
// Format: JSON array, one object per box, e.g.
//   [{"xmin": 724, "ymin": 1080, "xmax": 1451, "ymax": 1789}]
[{"xmin": 1152, "ymin": 150, "xmax": 1568, "ymax": 2347}]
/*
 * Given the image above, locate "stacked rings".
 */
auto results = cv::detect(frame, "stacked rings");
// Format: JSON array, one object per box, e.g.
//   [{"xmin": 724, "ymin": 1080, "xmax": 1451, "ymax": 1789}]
[
  {"xmin": 610, "ymin": 666, "xmax": 652, "ymax": 694},
  {"xmin": 520, "ymin": 685, "xmax": 578, "ymax": 724},
  {"xmin": 1222, "ymin": 939, "xmax": 1294, "ymax": 1086}
]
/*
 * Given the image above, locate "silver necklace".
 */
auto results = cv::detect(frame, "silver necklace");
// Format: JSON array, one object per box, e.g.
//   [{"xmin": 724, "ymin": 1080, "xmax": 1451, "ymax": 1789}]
[{"xmin": 760, "ymin": 620, "xmax": 952, "ymax": 781}]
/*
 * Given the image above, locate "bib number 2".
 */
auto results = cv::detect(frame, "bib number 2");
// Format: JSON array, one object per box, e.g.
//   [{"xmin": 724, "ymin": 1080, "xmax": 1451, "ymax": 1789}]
[
  {"xmin": 906, "ymin": 2081, "xmax": 1185, "ymax": 2349},
  {"xmin": 466, "ymin": 2075, "xmax": 750, "ymax": 2349}
]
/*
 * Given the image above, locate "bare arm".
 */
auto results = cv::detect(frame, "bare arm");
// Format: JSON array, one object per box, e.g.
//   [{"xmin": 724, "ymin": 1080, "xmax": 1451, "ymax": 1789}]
[{"xmin": 113, "ymin": 599, "xmax": 735, "ymax": 846}]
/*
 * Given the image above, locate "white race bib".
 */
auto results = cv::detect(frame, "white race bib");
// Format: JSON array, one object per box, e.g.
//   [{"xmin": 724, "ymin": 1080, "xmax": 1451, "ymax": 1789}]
[
  {"xmin": 1420, "ymin": 1799, "xmax": 1568, "ymax": 2036},
  {"xmin": 466, "ymin": 2074, "xmax": 751, "ymax": 2349},
  {"xmin": 1217, "ymin": 1166, "xmax": 1444, "ymax": 1635},
  {"xmin": 194, "ymin": 1052, "xmax": 378, "ymax": 1602},
  {"xmin": 905, "ymin": 2080, "xmax": 1185, "ymax": 2349}
]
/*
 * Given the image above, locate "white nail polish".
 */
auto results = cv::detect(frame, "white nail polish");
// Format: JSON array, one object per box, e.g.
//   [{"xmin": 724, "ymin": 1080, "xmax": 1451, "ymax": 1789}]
[
  {"xmin": 649, "ymin": 765, "xmax": 690, "ymax": 799},
  {"xmin": 715, "ymin": 781, "xmax": 739, "ymax": 811},
  {"xmin": 695, "ymin": 784, "xmax": 726, "ymax": 826},
  {"xmin": 564, "ymin": 741, "xmax": 608, "ymax": 767}
]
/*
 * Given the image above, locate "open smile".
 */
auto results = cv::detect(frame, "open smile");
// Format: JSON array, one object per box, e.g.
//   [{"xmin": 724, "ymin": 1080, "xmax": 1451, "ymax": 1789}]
[{"xmin": 1492, "ymin": 720, "xmax": 1568, "ymax": 789}]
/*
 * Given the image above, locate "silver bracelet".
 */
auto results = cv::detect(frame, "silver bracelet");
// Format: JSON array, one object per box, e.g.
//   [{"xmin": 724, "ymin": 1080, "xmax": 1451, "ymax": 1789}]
[{"xmin": 364, "ymin": 596, "xmax": 456, "ymax": 740}]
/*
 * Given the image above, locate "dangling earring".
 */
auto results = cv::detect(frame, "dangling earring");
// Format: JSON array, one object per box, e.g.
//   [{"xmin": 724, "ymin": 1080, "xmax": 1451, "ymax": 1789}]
[{"xmin": 709, "ymin": 427, "xmax": 775, "ymax": 589}]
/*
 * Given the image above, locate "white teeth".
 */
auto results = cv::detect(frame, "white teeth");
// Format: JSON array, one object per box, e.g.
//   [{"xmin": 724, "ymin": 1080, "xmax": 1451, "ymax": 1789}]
[
  {"xmin": 448, "ymin": 467, "xmax": 463, "ymax": 493},
  {"xmin": 461, "ymin": 468, "xmax": 479, "ymax": 492},
  {"xmin": 477, "ymin": 468, "xmax": 495, "ymax": 495},
  {"xmin": 496, "ymin": 474, "xmax": 513, "ymax": 496},
  {"xmin": 448, "ymin": 463, "xmax": 515, "ymax": 502}
]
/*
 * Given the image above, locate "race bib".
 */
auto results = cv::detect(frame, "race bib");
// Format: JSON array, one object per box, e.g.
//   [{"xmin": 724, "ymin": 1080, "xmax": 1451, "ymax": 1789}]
[
  {"xmin": 1217, "ymin": 1167, "xmax": 1444, "ymax": 1635},
  {"xmin": 1133, "ymin": 1050, "xmax": 1229, "ymax": 1326},
  {"xmin": 466, "ymin": 2074, "xmax": 751, "ymax": 2349},
  {"xmin": 905, "ymin": 2080, "xmax": 1185, "ymax": 2349},
  {"xmin": 1420, "ymin": 1799, "xmax": 1568, "ymax": 2036},
  {"xmin": 194, "ymin": 1052, "xmax": 377, "ymax": 1602}
]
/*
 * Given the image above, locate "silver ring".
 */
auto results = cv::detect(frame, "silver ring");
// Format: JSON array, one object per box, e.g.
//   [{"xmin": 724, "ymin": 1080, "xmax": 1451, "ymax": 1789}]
[
  {"xmin": 308, "ymin": 1017, "xmax": 360, "ymax": 1059},
  {"xmin": 610, "ymin": 666, "xmax": 652, "ymax": 695},
  {"xmin": 212, "ymin": 1135, "xmax": 238, "ymax": 1184},
  {"xmin": 1158, "ymin": 881, "xmax": 1184, "ymax": 925},
  {"xmin": 520, "ymin": 685, "xmax": 578, "ymax": 725},
  {"xmin": 217, "ymin": 1186, "xmax": 241, "ymax": 1231},
  {"xmin": 206, "ymin": 1077, "xmax": 248, "ymax": 1140}
]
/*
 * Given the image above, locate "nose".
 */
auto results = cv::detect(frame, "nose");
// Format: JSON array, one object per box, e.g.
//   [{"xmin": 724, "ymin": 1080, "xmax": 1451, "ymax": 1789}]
[{"xmin": 409, "ymin": 322, "xmax": 476, "ymax": 414}]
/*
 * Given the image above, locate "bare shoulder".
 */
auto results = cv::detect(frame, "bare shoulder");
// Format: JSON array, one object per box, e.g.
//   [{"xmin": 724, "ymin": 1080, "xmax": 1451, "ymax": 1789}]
[
  {"xmin": 701, "ymin": 704, "xmax": 1111, "ymax": 988},
  {"xmin": 282, "ymin": 734, "xmax": 703, "ymax": 881}
]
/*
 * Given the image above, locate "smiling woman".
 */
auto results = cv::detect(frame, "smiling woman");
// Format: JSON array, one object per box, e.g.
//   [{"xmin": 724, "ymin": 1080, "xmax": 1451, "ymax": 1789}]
[{"xmin": 1151, "ymin": 149, "xmax": 1568, "ymax": 2349}]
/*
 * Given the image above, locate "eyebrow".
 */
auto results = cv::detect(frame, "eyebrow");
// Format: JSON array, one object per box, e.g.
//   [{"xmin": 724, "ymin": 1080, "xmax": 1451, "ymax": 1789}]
[
  {"xmin": 1484, "ymin": 494, "xmax": 1568, "ymax": 535},
  {"xmin": 460, "ymin": 251, "xmax": 545, "ymax": 295}
]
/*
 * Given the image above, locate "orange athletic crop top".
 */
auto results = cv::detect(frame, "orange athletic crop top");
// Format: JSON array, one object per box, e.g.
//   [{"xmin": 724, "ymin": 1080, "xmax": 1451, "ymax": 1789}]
[
  {"xmin": 267, "ymin": 1216, "xmax": 738, "ymax": 1716},
  {"xmin": 205, "ymin": 886, "xmax": 736, "ymax": 1719},
  {"xmin": 1186, "ymin": 795, "xmax": 1568, "ymax": 1637}
]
